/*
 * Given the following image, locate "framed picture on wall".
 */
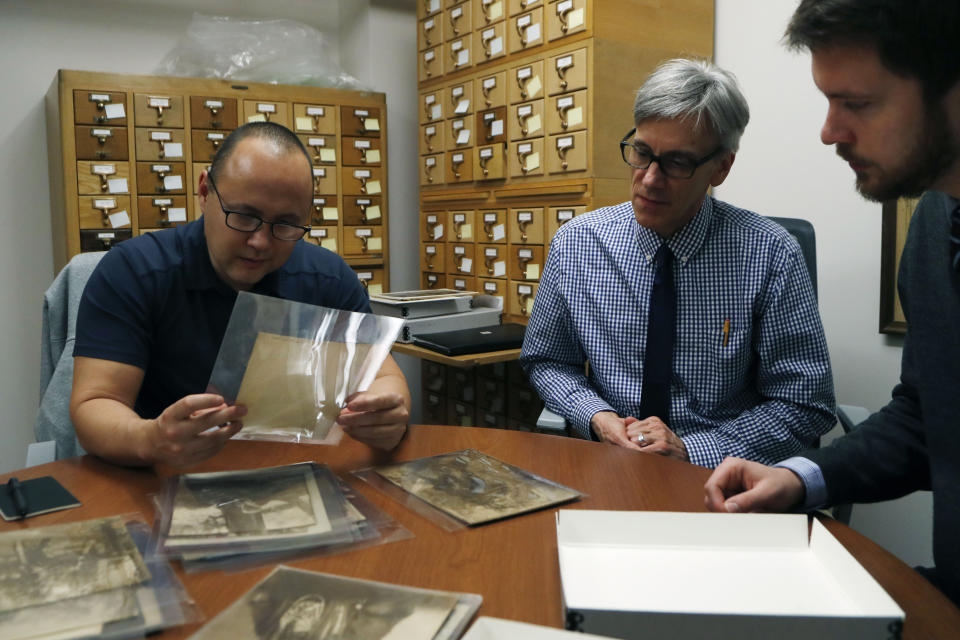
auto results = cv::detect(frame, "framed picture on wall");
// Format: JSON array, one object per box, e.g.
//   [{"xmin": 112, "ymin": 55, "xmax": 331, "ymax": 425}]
[{"xmin": 879, "ymin": 196, "xmax": 921, "ymax": 334}]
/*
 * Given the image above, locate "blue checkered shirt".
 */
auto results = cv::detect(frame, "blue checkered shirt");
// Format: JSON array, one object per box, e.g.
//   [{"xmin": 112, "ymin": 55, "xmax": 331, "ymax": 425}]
[{"xmin": 520, "ymin": 197, "xmax": 836, "ymax": 468}]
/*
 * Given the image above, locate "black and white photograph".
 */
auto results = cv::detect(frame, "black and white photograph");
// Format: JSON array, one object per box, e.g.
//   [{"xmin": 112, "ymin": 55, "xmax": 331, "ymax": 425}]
[
  {"xmin": 374, "ymin": 450, "xmax": 580, "ymax": 526},
  {"xmin": 190, "ymin": 565, "xmax": 460, "ymax": 640}
]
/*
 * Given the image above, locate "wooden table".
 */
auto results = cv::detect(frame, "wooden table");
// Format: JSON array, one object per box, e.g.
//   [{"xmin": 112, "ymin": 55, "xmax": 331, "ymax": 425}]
[
  {"xmin": 3, "ymin": 425, "xmax": 958, "ymax": 638},
  {"xmin": 391, "ymin": 342, "xmax": 521, "ymax": 368}
]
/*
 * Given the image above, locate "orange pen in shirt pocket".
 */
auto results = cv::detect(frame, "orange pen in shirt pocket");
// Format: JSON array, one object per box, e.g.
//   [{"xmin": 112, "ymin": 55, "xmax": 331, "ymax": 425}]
[{"xmin": 722, "ymin": 318, "xmax": 730, "ymax": 347}]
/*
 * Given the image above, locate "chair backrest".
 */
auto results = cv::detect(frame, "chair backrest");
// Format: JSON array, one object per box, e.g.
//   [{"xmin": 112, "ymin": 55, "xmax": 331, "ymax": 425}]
[
  {"xmin": 35, "ymin": 251, "xmax": 106, "ymax": 459},
  {"xmin": 766, "ymin": 217, "xmax": 817, "ymax": 299}
]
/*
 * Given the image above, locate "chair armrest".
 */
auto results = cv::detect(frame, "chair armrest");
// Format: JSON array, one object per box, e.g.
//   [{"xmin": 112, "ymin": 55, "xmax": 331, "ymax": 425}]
[
  {"xmin": 26, "ymin": 441, "xmax": 57, "ymax": 467},
  {"xmin": 537, "ymin": 407, "xmax": 567, "ymax": 434},
  {"xmin": 837, "ymin": 404, "xmax": 871, "ymax": 434}
]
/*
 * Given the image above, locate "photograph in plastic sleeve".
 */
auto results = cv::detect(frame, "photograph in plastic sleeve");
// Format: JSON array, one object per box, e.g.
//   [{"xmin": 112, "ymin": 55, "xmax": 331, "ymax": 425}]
[
  {"xmin": 176, "ymin": 475, "xmax": 414, "ymax": 573},
  {"xmin": 156, "ymin": 463, "xmax": 355, "ymax": 557},
  {"xmin": 206, "ymin": 291, "xmax": 403, "ymax": 445},
  {"xmin": 189, "ymin": 565, "xmax": 481, "ymax": 640},
  {"xmin": 361, "ymin": 449, "xmax": 582, "ymax": 528},
  {"xmin": 0, "ymin": 515, "xmax": 198, "ymax": 640}
]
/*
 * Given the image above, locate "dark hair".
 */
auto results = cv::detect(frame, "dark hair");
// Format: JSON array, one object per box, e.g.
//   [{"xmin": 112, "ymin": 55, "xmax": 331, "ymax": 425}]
[
  {"xmin": 208, "ymin": 121, "xmax": 312, "ymax": 182},
  {"xmin": 785, "ymin": 0, "xmax": 960, "ymax": 102}
]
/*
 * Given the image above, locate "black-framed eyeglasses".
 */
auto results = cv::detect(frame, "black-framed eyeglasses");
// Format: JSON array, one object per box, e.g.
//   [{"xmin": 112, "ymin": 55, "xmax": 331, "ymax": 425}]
[
  {"xmin": 619, "ymin": 129, "xmax": 724, "ymax": 179},
  {"xmin": 206, "ymin": 174, "xmax": 310, "ymax": 242}
]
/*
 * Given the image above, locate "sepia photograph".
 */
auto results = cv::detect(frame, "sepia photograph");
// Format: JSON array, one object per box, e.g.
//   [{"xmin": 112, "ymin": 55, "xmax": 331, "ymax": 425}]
[
  {"xmin": 165, "ymin": 466, "xmax": 335, "ymax": 548},
  {"xmin": 190, "ymin": 565, "xmax": 460, "ymax": 640},
  {"xmin": 0, "ymin": 516, "xmax": 150, "ymax": 613},
  {"xmin": 0, "ymin": 583, "xmax": 141, "ymax": 640},
  {"xmin": 374, "ymin": 449, "xmax": 580, "ymax": 526}
]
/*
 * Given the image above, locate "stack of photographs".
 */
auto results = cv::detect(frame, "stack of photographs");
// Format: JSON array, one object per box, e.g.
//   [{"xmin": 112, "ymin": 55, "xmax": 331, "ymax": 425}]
[
  {"xmin": 189, "ymin": 565, "xmax": 482, "ymax": 640},
  {"xmin": 152, "ymin": 463, "xmax": 409, "ymax": 571},
  {"xmin": 355, "ymin": 449, "xmax": 582, "ymax": 530},
  {"xmin": 0, "ymin": 515, "xmax": 198, "ymax": 640}
]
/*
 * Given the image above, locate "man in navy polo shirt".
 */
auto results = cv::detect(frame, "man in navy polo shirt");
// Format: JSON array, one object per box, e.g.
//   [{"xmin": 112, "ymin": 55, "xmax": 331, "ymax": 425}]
[{"xmin": 70, "ymin": 122, "xmax": 410, "ymax": 468}]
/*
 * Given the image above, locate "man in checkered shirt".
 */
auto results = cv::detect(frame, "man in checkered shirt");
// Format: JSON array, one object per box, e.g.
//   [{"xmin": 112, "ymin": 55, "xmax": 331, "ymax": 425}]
[{"xmin": 520, "ymin": 59, "xmax": 835, "ymax": 468}]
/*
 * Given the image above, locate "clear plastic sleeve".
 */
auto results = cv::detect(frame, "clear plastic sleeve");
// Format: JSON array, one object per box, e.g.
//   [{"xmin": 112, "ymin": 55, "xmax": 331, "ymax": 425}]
[
  {"xmin": 155, "ymin": 13, "xmax": 369, "ymax": 90},
  {"xmin": 207, "ymin": 292, "xmax": 404, "ymax": 444}
]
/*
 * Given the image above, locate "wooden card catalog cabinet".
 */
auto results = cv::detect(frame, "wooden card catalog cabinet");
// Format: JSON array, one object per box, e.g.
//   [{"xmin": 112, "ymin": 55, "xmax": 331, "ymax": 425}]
[
  {"xmin": 416, "ymin": 0, "xmax": 713, "ymax": 322},
  {"xmin": 47, "ymin": 69, "xmax": 391, "ymax": 290}
]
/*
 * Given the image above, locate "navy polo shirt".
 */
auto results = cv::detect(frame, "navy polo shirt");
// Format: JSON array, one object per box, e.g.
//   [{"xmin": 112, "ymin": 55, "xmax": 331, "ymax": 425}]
[{"xmin": 74, "ymin": 219, "xmax": 371, "ymax": 419}]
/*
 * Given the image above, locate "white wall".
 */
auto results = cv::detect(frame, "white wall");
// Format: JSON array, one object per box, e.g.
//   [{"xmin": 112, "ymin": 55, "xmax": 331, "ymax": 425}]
[
  {"xmin": 714, "ymin": 0, "xmax": 933, "ymax": 568},
  {"xmin": 0, "ymin": 0, "xmax": 419, "ymax": 471}
]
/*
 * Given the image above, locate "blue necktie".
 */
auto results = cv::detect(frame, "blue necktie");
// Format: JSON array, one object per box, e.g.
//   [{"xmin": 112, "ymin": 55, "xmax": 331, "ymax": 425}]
[
  {"xmin": 639, "ymin": 244, "xmax": 675, "ymax": 423},
  {"xmin": 951, "ymin": 205, "xmax": 960, "ymax": 272}
]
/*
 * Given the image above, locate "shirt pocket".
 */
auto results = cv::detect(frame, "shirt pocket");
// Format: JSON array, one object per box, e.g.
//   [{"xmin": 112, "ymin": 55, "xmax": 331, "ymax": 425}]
[{"xmin": 679, "ymin": 319, "xmax": 753, "ymax": 408}]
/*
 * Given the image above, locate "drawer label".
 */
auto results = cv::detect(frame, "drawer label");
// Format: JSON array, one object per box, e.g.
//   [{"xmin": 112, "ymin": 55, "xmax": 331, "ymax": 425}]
[
  {"xmin": 354, "ymin": 139, "xmax": 371, "ymax": 149},
  {"xmin": 91, "ymin": 129, "xmax": 112, "ymax": 137},
  {"xmin": 558, "ymin": 96, "xmax": 574, "ymax": 108},
  {"xmin": 312, "ymin": 168, "xmax": 326, "ymax": 178},
  {"xmin": 558, "ymin": 209, "xmax": 575, "ymax": 220},
  {"xmin": 309, "ymin": 137, "xmax": 326, "ymax": 147},
  {"xmin": 148, "ymin": 97, "xmax": 170, "ymax": 108},
  {"xmin": 205, "ymin": 100, "xmax": 223, "ymax": 109},
  {"xmin": 92, "ymin": 164, "xmax": 116, "ymax": 175},
  {"xmin": 150, "ymin": 131, "xmax": 171, "ymax": 141},
  {"xmin": 480, "ymin": 147, "xmax": 494, "ymax": 159},
  {"xmin": 357, "ymin": 272, "xmax": 373, "ymax": 280},
  {"xmin": 257, "ymin": 103, "xmax": 276, "ymax": 113},
  {"xmin": 207, "ymin": 132, "xmax": 225, "ymax": 140},
  {"xmin": 354, "ymin": 169, "xmax": 372, "ymax": 178},
  {"xmin": 557, "ymin": 55, "xmax": 574, "ymax": 70},
  {"xmin": 94, "ymin": 199, "xmax": 116, "ymax": 209},
  {"xmin": 483, "ymin": 77, "xmax": 497, "ymax": 89},
  {"xmin": 89, "ymin": 93, "xmax": 111, "ymax": 102},
  {"xmin": 557, "ymin": 136, "xmax": 574, "ymax": 149},
  {"xmin": 152, "ymin": 164, "xmax": 171, "ymax": 172},
  {"xmin": 153, "ymin": 198, "xmax": 173, "ymax": 206},
  {"xmin": 356, "ymin": 228, "xmax": 372, "ymax": 237},
  {"xmin": 519, "ymin": 249, "xmax": 533, "ymax": 258},
  {"xmin": 306, "ymin": 106, "xmax": 325, "ymax": 116},
  {"xmin": 354, "ymin": 109, "xmax": 370, "ymax": 117},
  {"xmin": 519, "ymin": 285, "xmax": 532, "ymax": 295},
  {"xmin": 518, "ymin": 211, "xmax": 533, "ymax": 222}
]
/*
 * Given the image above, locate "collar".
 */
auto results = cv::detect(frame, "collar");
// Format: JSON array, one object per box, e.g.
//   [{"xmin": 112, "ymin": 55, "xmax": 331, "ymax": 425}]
[{"xmin": 634, "ymin": 196, "xmax": 715, "ymax": 268}]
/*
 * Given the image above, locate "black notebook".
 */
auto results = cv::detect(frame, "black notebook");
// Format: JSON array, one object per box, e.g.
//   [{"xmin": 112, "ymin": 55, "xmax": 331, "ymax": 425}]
[
  {"xmin": 412, "ymin": 323, "xmax": 526, "ymax": 356},
  {"xmin": 0, "ymin": 476, "xmax": 81, "ymax": 521}
]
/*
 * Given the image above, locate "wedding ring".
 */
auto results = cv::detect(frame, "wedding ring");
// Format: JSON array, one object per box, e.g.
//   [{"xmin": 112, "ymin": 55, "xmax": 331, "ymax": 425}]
[{"xmin": 635, "ymin": 433, "xmax": 645, "ymax": 444}]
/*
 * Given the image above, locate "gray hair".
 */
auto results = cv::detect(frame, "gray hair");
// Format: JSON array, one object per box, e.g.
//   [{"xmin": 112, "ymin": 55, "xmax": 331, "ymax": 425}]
[{"xmin": 633, "ymin": 59, "xmax": 750, "ymax": 151}]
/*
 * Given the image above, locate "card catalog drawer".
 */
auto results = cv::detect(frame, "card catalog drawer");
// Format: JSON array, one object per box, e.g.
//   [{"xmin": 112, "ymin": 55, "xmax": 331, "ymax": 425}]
[
  {"xmin": 342, "ymin": 137, "xmax": 383, "ymax": 166},
  {"xmin": 421, "ymin": 122, "xmax": 446, "ymax": 155},
  {"xmin": 74, "ymin": 90, "xmax": 128, "ymax": 125},
  {"xmin": 422, "ymin": 153, "xmax": 445, "ymax": 186},
  {"xmin": 419, "ymin": 14, "xmax": 446, "ymax": 51},
  {"xmin": 78, "ymin": 195, "xmax": 132, "ymax": 229},
  {"xmin": 477, "ymin": 377, "xmax": 507, "ymax": 414},
  {"xmin": 341, "ymin": 106, "xmax": 382, "ymax": 137},
  {"xmin": 134, "ymin": 128, "xmax": 186, "ymax": 162},
  {"xmin": 475, "ymin": 143, "xmax": 505, "ymax": 180},
  {"xmin": 447, "ymin": 117, "xmax": 473, "ymax": 151},
  {"xmin": 447, "ymin": 242, "xmax": 476, "ymax": 275},
  {"xmin": 509, "ymin": 0, "xmax": 542, "ymax": 15},
  {"xmin": 508, "ymin": 386, "xmax": 542, "ymax": 423},
  {"xmin": 476, "ymin": 107, "xmax": 507, "ymax": 145},
  {"xmin": 447, "ymin": 82, "xmax": 474, "ymax": 117},
  {"xmin": 423, "ymin": 271, "xmax": 447, "ymax": 290},
  {"xmin": 422, "ymin": 90, "xmax": 444, "ymax": 124},
  {"xmin": 476, "ymin": 71, "xmax": 507, "ymax": 109},
  {"xmin": 447, "ymin": 368, "xmax": 476, "ymax": 403},
  {"xmin": 76, "ymin": 161, "xmax": 131, "ymax": 195},
  {"xmin": 509, "ymin": 138, "xmax": 544, "ymax": 177},
  {"xmin": 242, "ymin": 100, "xmax": 289, "ymax": 126},
  {"xmin": 343, "ymin": 226, "xmax": 384, "ymax": 258},
  {"xmin": 547, "ymin": 130, "xmax": 587, "ymax": 173},
  {"xmin": 510, "ymin": 244, "xmax": 545, "ymax": 280},
  {"xmin": 298, "ymin": 134, "xmax": 337, "ymax": 165},
  {"xmin": 423, "ymin": 391, "xmax": 447, "ymax": 425},
  {"xmin": 447, "ymin": 36, "xmax": 473, "ymax": 72},
  {"xmin": 448, "ymin": 400, "xmax": 476, "ymax": 427},
  {"xmin": 354, "ymin": 267, "xmax": 385, "ymax": 296},
  {"xmin": 547, "ymin": 88, "xmax": 587, "ymax": 134},
  {"xmin": 306, "ymin": 226, "xmax": 341, "ymax": 253},
  {"xmin": 310, "ymin": 196, "xmax": 339, "ymax": 227},
  {"xmin": 509, "ymin": 280, "xmax": 539, "ymax": 317},
  {"xmin": 449, "ymin": 210, "xmax": 475, "ymax": 241},
  {"xmin": 450, "ymin": 274, "xmax": 477, "ymax": 292},
  {"xmin": 342, "ymin": 195, "xmax": 383, "ymax": 225},
  {"xmin": 190, "ymin": 96, "xmax": 238, "ymax": 129},
  {"xmin": 510, "ymin": 7, "xmax": 544, "ymax": 54},
  {"xmin": 137, "ymin": 195, "xmax": 189, "ymax": 228},
  {"xmin": 547, "ymin": 47, "xmax": 588, "ymax": 95},
  {"xmin": 421, "ymin": 46, "xmax": 444, "ymax": 82},
  {"xmin": 546, "ymin": 204, "xmax": 587, "ymax": 238},
  {"xmin": 475, "ymin": 0, "xmax": 506, "ymax": 28},
  {"xmin": 191, "ymin": 130, "xmax": 228, "ymax": 162},
  {"xmin": 446, "ymin": 1, "xmax": 473, "ymax": 39},
  {"xmin": 311, "ymin": 166, "xmax": 337, "ymax": 194},
  {"xmin": 75, "ymin": 126, "xmax": 129, "ymax": 161},
  {"xmin": 136, "ymin": 162, "xmax": 187, "ymax": 195},
  {"xmin": 422, "ymin": 212, "xmax": 447, "ymax": 243},
  {"xmin": 422, "ymin": 243, "xmax": 446, "ymax": 272},
  {"xmin": 80, "ymin": 228, "xmax": 132, "ymax": 252},
  {"xmin": 343, "ymin": 167, "xmax": 385, "ymax": 196},
  {"xmin": 512, "ymin": 99, "xmax": 545, "ymax": 140},
  {"xmin": 479, "ymin": 243, "xmax": 508, "ymax": 278},
  {"xmin": 446, "ymin": 150, "xmax": 474, "ymax": 183},
  {"xmin": 547, "ymin": 0, "xmax": 587, "ymax": 40},
  {"xmin": 293, "ymin": 103, "xmax": 335, "ymax": 134},
  {"xmin": 509, "ymin": 60, "xmax": 544, "ymax": 104},
  {"xmin": 478, "ymin": 411, "xmax": 508, "ymax": 429},
  {"xmin": 508, "ymin": 207, "xmax": 545, "ymax": 244},
  {"xmin": 423, "ymin": 359, "xmax": 446, "ymax": 393},
  {"xmin": 477, "ymin": 209, "xmax": 507, "ymax": 243},
  {"xmin": 475, "ymin": 22, "xmax": 507, "ymax": 63},
  {"xmin": 133, "ymin": 93, "xmax": 184, "ymax": 128},
  {"xmin": 479, "ymin": 278, "xmax": 507, "ymax": 305}
]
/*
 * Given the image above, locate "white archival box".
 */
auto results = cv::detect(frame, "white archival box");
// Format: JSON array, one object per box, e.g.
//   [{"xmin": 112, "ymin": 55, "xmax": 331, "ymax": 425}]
[
  {"xmin": 556, "ymin": 510, "xmax": 904, "ymax": 640},
  {"xmin": 396, "ymin": 295, "xmax": 502, "ymax": 343},
  {"xmin": 462, "ymin": 616, "xmax": 620, "ymax": 639}
]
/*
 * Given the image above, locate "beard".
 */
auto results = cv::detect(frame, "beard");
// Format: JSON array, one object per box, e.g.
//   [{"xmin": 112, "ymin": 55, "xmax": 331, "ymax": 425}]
[{"xmin": 838, "ymin": 102, "xmax": 958, "ymax": 202}]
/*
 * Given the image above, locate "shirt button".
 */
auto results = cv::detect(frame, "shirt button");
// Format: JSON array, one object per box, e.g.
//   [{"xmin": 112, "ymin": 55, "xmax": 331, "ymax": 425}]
[{"xmin": 645, "ymin": 254, "xmax": 653, "ymax": 262}]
